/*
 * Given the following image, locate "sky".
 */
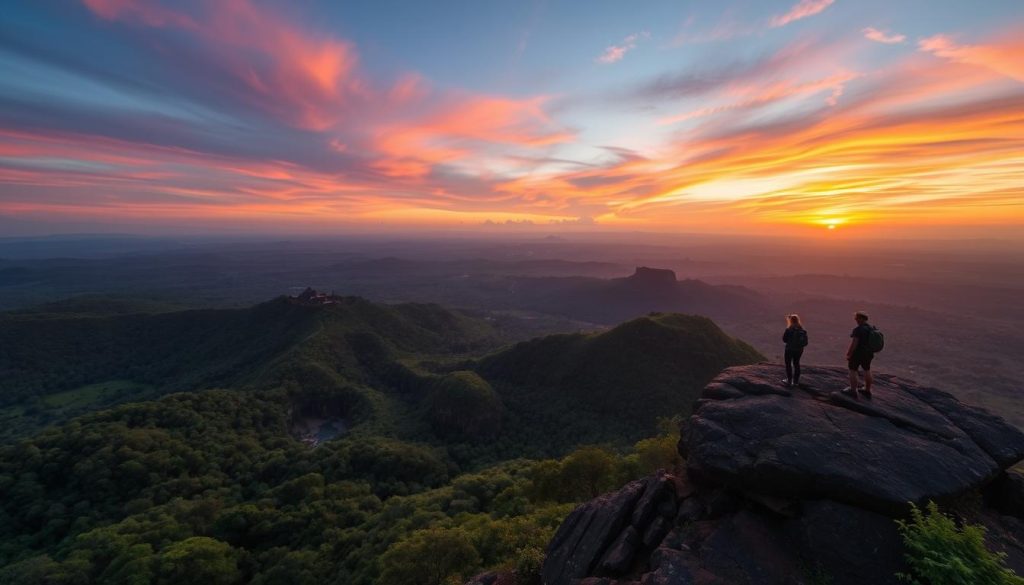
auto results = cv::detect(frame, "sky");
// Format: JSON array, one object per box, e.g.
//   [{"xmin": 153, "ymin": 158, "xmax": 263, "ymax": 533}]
[{"xmin": 1, "ymin": 0, "xmax": 1023, "ymax": 238}]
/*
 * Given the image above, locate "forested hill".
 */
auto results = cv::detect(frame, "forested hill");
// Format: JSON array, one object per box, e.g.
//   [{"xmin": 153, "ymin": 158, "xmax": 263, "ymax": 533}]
[
  {"xmin": 0, "ymin": 295, "xmax": 764, "ymax": 584},
  {"xmin": 0, "ymin": 295, "xmax": 497, "ymax": 439},
  {"xmin": 472, "ymin": 313, "xmax": 764, "ymax": 447}
]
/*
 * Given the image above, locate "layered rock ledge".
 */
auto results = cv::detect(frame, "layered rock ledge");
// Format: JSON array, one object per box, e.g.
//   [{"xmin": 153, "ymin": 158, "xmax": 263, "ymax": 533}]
[
  {"xmin": 684, "ymin": 365, "xmax": 1024, "ymax": 514},
  {"xmin": 540, "ymin": 364, "xmax": 1024, "ymax": 585}
]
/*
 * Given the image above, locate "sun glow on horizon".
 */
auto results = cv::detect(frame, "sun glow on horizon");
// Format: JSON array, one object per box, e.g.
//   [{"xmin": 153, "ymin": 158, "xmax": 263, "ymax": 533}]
[{"xmin": 0, "ymin": 1, "xmax": 1022, "ymax": 238}]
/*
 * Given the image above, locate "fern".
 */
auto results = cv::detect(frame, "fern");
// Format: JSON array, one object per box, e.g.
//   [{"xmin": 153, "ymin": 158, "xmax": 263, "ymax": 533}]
[{"xmin": 895, "ymin": 501, "xmax": 1024, "ymax": 585}]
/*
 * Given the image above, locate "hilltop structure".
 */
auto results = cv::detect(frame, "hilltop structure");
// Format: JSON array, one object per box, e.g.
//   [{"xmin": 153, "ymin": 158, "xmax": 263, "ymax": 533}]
[{"xmin": 293, "ymin": 287, "xmax": 336, "ymax": 305}]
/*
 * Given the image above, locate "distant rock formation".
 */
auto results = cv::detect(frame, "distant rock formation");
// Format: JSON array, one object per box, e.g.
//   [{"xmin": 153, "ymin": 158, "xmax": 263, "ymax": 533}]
[
  {"xmin": 509, "ymin": 267, "xmax": 768, "ymax": 326},
  {"xmin": 624, "ymin": 266, "xmax": 678, "ymax": 288},
  {"xmin": 539, "ymin": 364, "xmax": 1024, "ymax": 585}
]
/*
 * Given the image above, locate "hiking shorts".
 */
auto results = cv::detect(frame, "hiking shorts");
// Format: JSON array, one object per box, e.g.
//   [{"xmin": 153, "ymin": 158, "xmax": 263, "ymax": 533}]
[{"xmin": 848, "ymin": 352, "xmax": 874, "ymax": 371}]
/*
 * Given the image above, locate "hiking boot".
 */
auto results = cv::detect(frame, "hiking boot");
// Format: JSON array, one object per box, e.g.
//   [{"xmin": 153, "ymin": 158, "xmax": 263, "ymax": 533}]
[
  {"xmin": 840, "ymin": 387, "xmax": 859, "ymax": 399},
  {"xmin": 858, "ymin": 388, "xmax": 873, "ymax": 399},
  {"xmin": 780, "ymin": 379, "xmax": 792, "ymax": 387}
]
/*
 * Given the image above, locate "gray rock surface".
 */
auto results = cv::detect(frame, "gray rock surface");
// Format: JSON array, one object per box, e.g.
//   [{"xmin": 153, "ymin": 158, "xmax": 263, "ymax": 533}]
[
  {"xmin": 539, "ymin": 364, "xmax": 1024, "ymax": 585},
  {"xmin": 684, "ymin": 365, "xmax": 1024, "ymax": 514}
]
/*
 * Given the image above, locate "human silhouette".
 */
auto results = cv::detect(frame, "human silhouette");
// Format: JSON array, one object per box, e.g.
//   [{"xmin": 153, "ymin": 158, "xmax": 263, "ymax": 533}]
[
  {"xmin": 844, "ymin": 311, "xmax": 876, "ymax": 398},
  {"xmin": 781, "ymin": 314, "xmax": 807, "ymax": 386}
]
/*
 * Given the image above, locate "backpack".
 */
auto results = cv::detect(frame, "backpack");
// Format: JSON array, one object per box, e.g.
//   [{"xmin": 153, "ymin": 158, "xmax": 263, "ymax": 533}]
[
  {"xmin": 867, "ymin": 326, "xmax": 884, "ymax": 353},
  {"xmin": 793, "ymin": 328, "xmax": 809, "ymax": 348}
]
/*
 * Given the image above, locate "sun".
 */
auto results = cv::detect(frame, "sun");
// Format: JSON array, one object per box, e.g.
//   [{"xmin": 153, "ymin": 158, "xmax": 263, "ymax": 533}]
[{"xmin": 808, "ymin": 216, "xmax": 850, "ymax": 231}]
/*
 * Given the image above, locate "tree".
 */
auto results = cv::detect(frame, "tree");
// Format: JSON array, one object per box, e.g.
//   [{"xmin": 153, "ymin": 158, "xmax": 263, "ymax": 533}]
[
  {"xmin": 377, "ymin": 528, "xmax": 481, "ymax": 585},
  {"xmin": 157, "ymin": 537, "xmax": 241, "ymax": 585},
  {"xmin": 560, "ymin": 446, "xmax": 617, "ymax": 499},
  {"xmin": 632, "ymin": 433, "xmax": 683, "ymax": 475},
  {"xmin": 99, "ymin": 543, "xmax": 155, "ymax": 585}
]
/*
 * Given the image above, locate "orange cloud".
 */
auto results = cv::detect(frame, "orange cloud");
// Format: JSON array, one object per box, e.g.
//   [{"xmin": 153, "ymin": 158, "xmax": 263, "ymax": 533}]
[
  {"xmin": 918, "ymin": 32, "xmax": 1024, "ymax": 81},
  {"xmin": 371, "ymin": 95, "xmax": 573, "ymax": 178},
  {"xmin": 6, "ymin": 7, "xmax": 1023, "ymax": 237},
  {"xmin": 491, "ymin": 49, "xmax": 1024, "ymax": 234}
]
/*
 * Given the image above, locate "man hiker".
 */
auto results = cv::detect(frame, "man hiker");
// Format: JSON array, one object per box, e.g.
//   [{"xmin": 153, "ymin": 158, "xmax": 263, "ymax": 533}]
[{"xmin": 844, "ymin": 311, "xmax": 877, "ymax": 398}]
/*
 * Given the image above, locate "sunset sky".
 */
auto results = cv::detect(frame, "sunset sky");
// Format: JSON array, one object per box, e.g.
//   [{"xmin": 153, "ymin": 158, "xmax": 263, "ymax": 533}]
[{"xmin": 1, "ymin": 0, "xmax": 1023, "ymax": 237}]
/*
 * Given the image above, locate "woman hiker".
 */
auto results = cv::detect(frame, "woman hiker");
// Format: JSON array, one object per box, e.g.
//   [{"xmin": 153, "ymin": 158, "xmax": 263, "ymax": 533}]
[{"xmin": 782, "ymin": 314, "xmax": 808, "ymax": 386}]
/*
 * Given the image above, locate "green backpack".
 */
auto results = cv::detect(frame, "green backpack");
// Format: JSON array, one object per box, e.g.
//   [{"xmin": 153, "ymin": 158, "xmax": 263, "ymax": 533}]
[{"xmin": 868, "ymin": 326, "xmax": 885, "ymax": 353}]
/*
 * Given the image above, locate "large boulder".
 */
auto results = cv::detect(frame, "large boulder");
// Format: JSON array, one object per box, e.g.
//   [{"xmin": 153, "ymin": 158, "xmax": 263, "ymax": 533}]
[
  {"xmin": 543, "ymin": 472, "xmax": 680, "ymax": 585},
  {"xmin": 545, "ymin": 480, "xmax": 900, "ymax": 585},
  {"xmin": 784, "ymin": 499, "xmax": 907, "ymax": 584},
  {"xmin": 684, "ymin": 365, "xmax": 1024, "ymax": 514},
  {"xmin": 541, "ymin": 365, "xmax": 1024, "ymax": 585}
]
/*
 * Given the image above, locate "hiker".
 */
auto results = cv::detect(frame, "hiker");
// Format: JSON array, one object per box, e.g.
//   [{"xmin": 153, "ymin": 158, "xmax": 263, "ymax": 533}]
[
  {"xmin": 781, "ymin": 314, "xmax": 807, "ymax": 386},
  {"xmin": 845, "ymin": 311, "xmax": 877, "ymax": 398}
]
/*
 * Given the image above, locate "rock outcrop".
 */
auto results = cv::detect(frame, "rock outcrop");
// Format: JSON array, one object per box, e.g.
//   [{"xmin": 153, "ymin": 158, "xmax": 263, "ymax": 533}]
[
  {"xmin": 626, "ymin": 267, "xmax": 678, "ymax": 288},
  {"xmin": 684, "ymin": 365, "xmax": 1024, "ymax": 514},
  {"xmin": 541, "ymin": 364, "xmax": 1024, "ymax": 585}
]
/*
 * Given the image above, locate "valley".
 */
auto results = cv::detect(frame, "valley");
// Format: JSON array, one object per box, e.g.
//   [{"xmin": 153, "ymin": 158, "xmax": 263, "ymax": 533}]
[{"xmin": 1, "ymin": 234, "xmax": 1022, "ymax": 584}]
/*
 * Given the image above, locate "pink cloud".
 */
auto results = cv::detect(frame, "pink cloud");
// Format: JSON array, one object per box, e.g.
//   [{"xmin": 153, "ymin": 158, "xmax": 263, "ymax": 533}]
[
  {"xmin": 918, "ymin": 32, "xmax": 1024, "ymax": 81},
  {"xmin": 388, "ymin": 74, "xmax": 430, "ymax": 105},
  {"xmin": 12, "ymin": 2, "xmax": 1021, "ymax": 233},
  {"xmin": 769, "ymin": 0, "xmax": 835, "ymax": 28},
  {"xmin": 372, "ymin": 95, "xmax": 574, "ymax": 178},
  {"xmin": 659, "ymin": 71, "xmax": 859, "ymax": 124},
  {"xmin": 82, "ymin": 0, "xmax": 196, "ymax": 28},
  {"xmin": 863, "ymin": 27, "xmax": 906, "ymax": 44},
  {"xmin": 81, "ymin": 0, "xmax": 360, "ymax": 130},
  {"xmin": 596, "ymin": 32, "xmax": 649, "ymax": 64}
]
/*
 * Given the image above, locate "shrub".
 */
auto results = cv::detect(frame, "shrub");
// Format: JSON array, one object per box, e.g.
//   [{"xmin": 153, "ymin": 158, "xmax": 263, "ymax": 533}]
[
  {"xmin": 896, "ymin": 501, "xmax": 1024, "ymax": 585},
  {"xmin": 377, "ymin": 527, "xmax": 481, "ymax": 585},
  {"xmin": 513, "ymin": 546, "xmax": 544, "ymax": 585}
]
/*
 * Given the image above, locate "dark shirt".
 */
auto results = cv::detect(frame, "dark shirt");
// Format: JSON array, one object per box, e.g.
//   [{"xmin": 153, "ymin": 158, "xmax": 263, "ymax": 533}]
[
  {"xmin": 851, "ymin": 323, "xmax": 873, "ymax": 355},
  {"xmin": 783, "ymin": 326, "xmax": 806, "ymax": 351}
]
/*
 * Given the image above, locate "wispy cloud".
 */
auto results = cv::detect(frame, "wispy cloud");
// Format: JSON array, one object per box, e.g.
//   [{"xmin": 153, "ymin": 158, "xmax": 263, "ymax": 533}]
[
  {"xmin": 657, "ymin": 70, "xmax": 859, "ymax": 125},
  {"xmin": 769, "ymin": 0, "xmax": 835, "ymax": 28},
  {"xmin": 2, "ymin": 2, "xmax": 1023, "ymax": 235},
  {"xmin": 596, "ymin": 32, "xmax": 649, "ymax": 64},
  {"xmin": 82, "ymin": 0, "xmax": 361, "ymax": 131},
  {"xmin": 918, "ymin": 32, "xmax": 1024, "ymax": 81},
  {"xmin": 863, "ymin": 27, "xmax": 906, "ymax": 44}
]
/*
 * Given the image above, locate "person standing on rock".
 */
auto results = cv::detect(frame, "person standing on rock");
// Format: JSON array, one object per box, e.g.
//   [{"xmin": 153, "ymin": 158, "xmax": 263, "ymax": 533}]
[
  {"xmin": 781, "ymin": 314, "xmax": 807, "ymax": 386},
  {"xmin": 844, "ymin": 311, "xmax": 875, "ymax": 398}
]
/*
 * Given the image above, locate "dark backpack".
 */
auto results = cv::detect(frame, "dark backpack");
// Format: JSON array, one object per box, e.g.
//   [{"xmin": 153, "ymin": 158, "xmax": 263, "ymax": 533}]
[
  {"xmin": 867, "ymin": 326, "xmax": 884, "ymax": 353},
  {"xmin": 791, "ymin": 328, "xmax": 808, "ymax": 348}
]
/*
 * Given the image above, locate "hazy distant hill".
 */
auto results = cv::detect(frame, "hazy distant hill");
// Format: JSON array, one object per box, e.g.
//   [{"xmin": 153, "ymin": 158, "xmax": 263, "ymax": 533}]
[
  {"xmin": 0, "ymin": 251, "xmax": 626, "ymax": 311},
  {"xmin": 506, "ymin": 266, "xmax": 769, "ymax": 324}
]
